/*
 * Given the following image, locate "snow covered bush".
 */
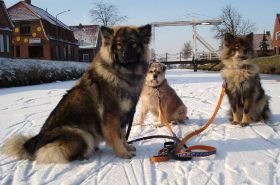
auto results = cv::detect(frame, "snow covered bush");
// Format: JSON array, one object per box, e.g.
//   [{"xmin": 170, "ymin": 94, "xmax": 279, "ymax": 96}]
[{"xmin": 0, "ymin": 58, "xmax": 88, "ymax": 88}]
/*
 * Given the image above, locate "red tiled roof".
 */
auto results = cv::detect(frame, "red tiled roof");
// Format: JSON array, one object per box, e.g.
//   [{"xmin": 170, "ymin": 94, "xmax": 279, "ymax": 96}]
[
  {"xmin": 8, "ymin": 1, "xmax": 70, "ymax": 30},
  {"xmin": 8, "ymin": 2, "xmax": 39, "ymax": 21},
  {"xmin": 0, "ymin": 0, "xmax": 14, "ymax": 30}
]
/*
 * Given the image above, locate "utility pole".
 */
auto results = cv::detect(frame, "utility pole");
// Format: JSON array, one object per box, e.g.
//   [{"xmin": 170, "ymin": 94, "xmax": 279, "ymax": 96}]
[{"xmin": 55, "ymin": 9, "xmax": 70, "ymax": 60}]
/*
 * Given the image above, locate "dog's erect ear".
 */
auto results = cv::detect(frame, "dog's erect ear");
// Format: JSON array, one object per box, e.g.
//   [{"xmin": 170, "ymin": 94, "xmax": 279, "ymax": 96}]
[
  {"xmin": 224, "ymin": 33, "xmax": 235, "ymax": 46},
  {"xmin": 138, "ymin": 24, "xmax": 152, "ymax": 44},
  {"xmin": 161, "ymin": 63, "xmax": 166, "ymax": 72},
  {"xmin": 100, "ymin": 26, "xmax": 114, "ymax": 43}
]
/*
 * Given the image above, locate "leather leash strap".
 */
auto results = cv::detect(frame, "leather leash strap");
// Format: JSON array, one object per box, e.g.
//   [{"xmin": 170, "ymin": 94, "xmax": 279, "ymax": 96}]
[
  {"xmin": 126, "ymin": 83, "xmax": 226, "ymax": 163},
  {"xmin": 151, "ymin": 84, "xmax": 225, "ymax": 163}
]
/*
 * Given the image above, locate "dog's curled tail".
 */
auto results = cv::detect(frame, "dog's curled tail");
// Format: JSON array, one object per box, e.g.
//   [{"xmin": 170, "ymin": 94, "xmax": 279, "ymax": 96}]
[{"xmin": 1, "ymin": 135, "xmax": 33, "ymax": 160}]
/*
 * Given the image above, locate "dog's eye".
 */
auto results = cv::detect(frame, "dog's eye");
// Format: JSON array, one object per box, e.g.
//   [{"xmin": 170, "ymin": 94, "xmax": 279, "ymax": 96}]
[
  {"xmin": 149, "ymin": 70, "xmax": 153, "ymax": 73},
  {"xmin": 129, "ymin": 40, "xmax": 137, "ymax": 47}
]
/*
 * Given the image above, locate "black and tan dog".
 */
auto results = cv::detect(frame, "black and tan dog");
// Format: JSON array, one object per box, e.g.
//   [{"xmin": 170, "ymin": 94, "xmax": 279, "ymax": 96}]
[
  {"xmin": 221, "ymin": 33, "xmax": 271, "ymax": 127},
  {"xmin": 2, "ymin": 25, "xmax": 151, "ymax": 163}
]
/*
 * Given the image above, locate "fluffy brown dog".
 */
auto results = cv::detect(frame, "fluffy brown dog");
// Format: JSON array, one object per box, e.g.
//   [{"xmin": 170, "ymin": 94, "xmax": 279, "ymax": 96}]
[
  {"xmin": 136, "ymin": 62, "xmax": 188, "ymax": 127},
  {"xmin": 2, "ymin": 25, "xmax": 151, "ymax": 163},
  {"xmin": 221, "ymin": 33, "xmax": 271, "ymax": 126}
]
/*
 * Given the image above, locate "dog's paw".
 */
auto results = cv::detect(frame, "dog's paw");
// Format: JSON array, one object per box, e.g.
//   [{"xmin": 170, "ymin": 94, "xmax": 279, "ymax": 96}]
[
  {"xmin": 154, "ymin": 123, "xmax": 163, "ymax": 128},
  {"xmin": 126, "ymin": 144, "xmax": 136, "ymax": 151},
  {"xmin": 241, "ymin": 122, "xmax": 249, "ymax": 127},
  {"xmin": 117, "ymin": 151, "xmax": 135, "ymax": 159},
  {"xmin": 231, "ymin": 121, "xmax": 240, "ymax": 125}
]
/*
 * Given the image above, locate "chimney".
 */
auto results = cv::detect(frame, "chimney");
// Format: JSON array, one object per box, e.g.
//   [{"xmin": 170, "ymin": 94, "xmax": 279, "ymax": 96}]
[{"xmin": 25, "ymin": 0, "xmax": 31, "ymax": 4}]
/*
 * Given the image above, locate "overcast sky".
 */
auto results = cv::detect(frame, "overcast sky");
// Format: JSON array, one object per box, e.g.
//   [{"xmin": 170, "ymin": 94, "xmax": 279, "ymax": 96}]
[{"xmin": 5, "ymin": 0, "xmax": 280, "ymax": 55}]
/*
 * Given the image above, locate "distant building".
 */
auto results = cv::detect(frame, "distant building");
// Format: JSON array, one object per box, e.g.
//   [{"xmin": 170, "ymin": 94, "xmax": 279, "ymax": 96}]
[
  {"xmin": 253, "ymin": 32, "xmax": 274, "ymax": 57},
  {"xmin": 273, "ymin": 14, "xmax": 280, "ymax": 55},
  {"xmin": 0, "ymin": 0, "xmax": 14, "ymax": 58},
  {"xmin": 8, "ymin": 0, "xmax": 78, "ymax": 61},
  {"xmin": 70, "ymin": 24, "xmax": 102, "ymax": 62}
]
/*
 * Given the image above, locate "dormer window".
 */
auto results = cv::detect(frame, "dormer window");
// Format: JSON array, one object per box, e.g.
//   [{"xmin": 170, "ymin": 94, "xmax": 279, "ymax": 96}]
[{"xmin": 20, "ymin": 24, "xmax": 31, "ymax": 35}]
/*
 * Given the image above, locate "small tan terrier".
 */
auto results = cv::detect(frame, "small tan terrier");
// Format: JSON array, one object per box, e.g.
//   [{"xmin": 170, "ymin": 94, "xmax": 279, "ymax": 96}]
[{"xmin": 136, "ymin": 62, "xmax": 188, "ymax": 127}]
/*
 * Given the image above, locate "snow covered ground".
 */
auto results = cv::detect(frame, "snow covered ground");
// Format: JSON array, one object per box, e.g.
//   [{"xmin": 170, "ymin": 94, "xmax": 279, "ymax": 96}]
[{"xmin": 0, "ymin": 69, "xmax": 280, "ymax": 185}]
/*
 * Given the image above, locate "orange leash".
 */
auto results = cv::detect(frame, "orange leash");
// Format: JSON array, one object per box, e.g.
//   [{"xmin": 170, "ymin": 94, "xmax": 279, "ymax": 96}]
[
  {"xmin": 175, "ymin": 84, "xmax": 226, "ymax": 153},
  {"xmin": 151, "ymin": 84, "xmax": 226, "ymax": 163}
]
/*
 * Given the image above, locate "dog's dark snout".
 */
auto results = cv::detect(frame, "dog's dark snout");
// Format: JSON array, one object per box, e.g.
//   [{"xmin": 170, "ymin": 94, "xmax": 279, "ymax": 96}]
[{"xmin": 153, "ymin": 74, "xmax": 158, "ymax": 79}]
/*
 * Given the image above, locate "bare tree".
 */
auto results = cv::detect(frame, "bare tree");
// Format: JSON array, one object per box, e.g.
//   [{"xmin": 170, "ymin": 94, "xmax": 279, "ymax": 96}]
[
  {"xmin": 181, "ymin": 41, "xmax": 192, "ymax": 59},
  {"xmin": 89, "ymin": 1, "xmax": 127, "ymax": 26},
  {"xmin": 213, "ymin": 5, "xmax": 256, "ymax": 40}
]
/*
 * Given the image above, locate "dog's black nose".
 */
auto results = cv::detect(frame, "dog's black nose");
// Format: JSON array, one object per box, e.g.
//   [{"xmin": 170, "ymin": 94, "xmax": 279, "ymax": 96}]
[{"xmin": 153, "ymin": 74, "xmax": 158, "ymax": 79}]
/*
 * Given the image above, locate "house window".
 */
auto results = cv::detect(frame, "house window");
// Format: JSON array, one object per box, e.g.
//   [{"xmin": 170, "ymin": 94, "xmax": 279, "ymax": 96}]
[
  {"xmin": 55, "ymin": 45, "xmax": 60, "ymax": 60},
  {"xmin": 277, "ymin": 32, "xmax": 280, "ymax": 40},
  {"xmin": 68, "ymin": 45, "xmax": 71, "ymax": 55},
  {"xmin": 20, "ymin": 24, "xmax": 31, "ymax": 35},
  {"xmin": 64, "ymin": 47, "xmax": 67, "ymax": 60},
  {"xmin": 83, "ymin": 54, "xmax": 90, "ymax": 62},
  {"xmin": 0, "ymin": 34, "xmax": 4, "ymax": 52},
  {"xmin": 6, "ymin": 35, "xmax": 10, "ymax": 53}
]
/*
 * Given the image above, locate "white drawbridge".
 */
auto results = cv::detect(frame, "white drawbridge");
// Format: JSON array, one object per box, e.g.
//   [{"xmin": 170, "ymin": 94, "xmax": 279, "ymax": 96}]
[{"xmin": 150, "ymin": 19, "xmax": 222, "ymax": 60}]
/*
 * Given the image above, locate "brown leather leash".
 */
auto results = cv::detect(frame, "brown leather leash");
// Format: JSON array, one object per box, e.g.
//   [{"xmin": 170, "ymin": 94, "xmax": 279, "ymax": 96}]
[{"xmin": 127, "ymin": 83, "xmax": 226, "ymax": 163}]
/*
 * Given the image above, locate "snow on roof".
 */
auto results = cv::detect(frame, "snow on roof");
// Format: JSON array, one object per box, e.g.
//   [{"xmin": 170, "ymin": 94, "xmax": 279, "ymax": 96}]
[
  {"xmin": 26, "ymin": 3, "xmax": 71, "ymax": 31},
  {"xmin": 253, "ymin": 33, "xmax": 273, "ymax": 51},
  {"xmin": 70, "ymin": 25, "xmax": 100, "ymax": 47},
  {"xmin": 8, "ymin": 1, "xmax": 71, "ymax": 30}
]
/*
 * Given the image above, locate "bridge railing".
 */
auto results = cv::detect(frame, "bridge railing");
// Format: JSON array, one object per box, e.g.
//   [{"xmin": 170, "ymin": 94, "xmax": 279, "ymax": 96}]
[{"xmin": 153, "ymin": 52, "xmax": 220, "ymax": 63}]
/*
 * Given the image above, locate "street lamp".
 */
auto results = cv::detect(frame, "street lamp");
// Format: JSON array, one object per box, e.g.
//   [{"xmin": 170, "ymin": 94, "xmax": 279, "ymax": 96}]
[{"xmin": 55, "ymin": 9, "xmax": 70, "ymax": 60}]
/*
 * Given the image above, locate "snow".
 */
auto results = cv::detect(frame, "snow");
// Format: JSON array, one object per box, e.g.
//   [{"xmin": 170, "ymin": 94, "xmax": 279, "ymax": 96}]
[
  {"xmin": 1, "ymin": 69, "xmax": 280, "ymax": 185},
  {"xmin": 0, "ymin": 58, "xmax": 88, "ymax": 77}
]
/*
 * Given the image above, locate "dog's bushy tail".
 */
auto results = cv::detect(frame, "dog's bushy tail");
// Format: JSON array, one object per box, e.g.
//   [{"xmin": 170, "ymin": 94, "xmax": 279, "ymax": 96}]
[{"xmin": 1, "ymin": 135, "xmax": 33, "ymax": 160}]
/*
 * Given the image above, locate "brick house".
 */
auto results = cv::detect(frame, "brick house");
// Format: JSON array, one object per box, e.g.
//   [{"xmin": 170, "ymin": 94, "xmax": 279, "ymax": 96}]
[
  {"xmin": 8, "ymin": 0, "xmax": 78, "ymax": 61},
  {"xmin": 0, "ymin": 0, "xmax": 14, "ymax": 58},
  {"xmin": 273, "ymin": 14, "xmax": 280, "ymax": 55},
  {"xmin": 70, "ymin": 24, "xmax": 102, "ymax": 62}
]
